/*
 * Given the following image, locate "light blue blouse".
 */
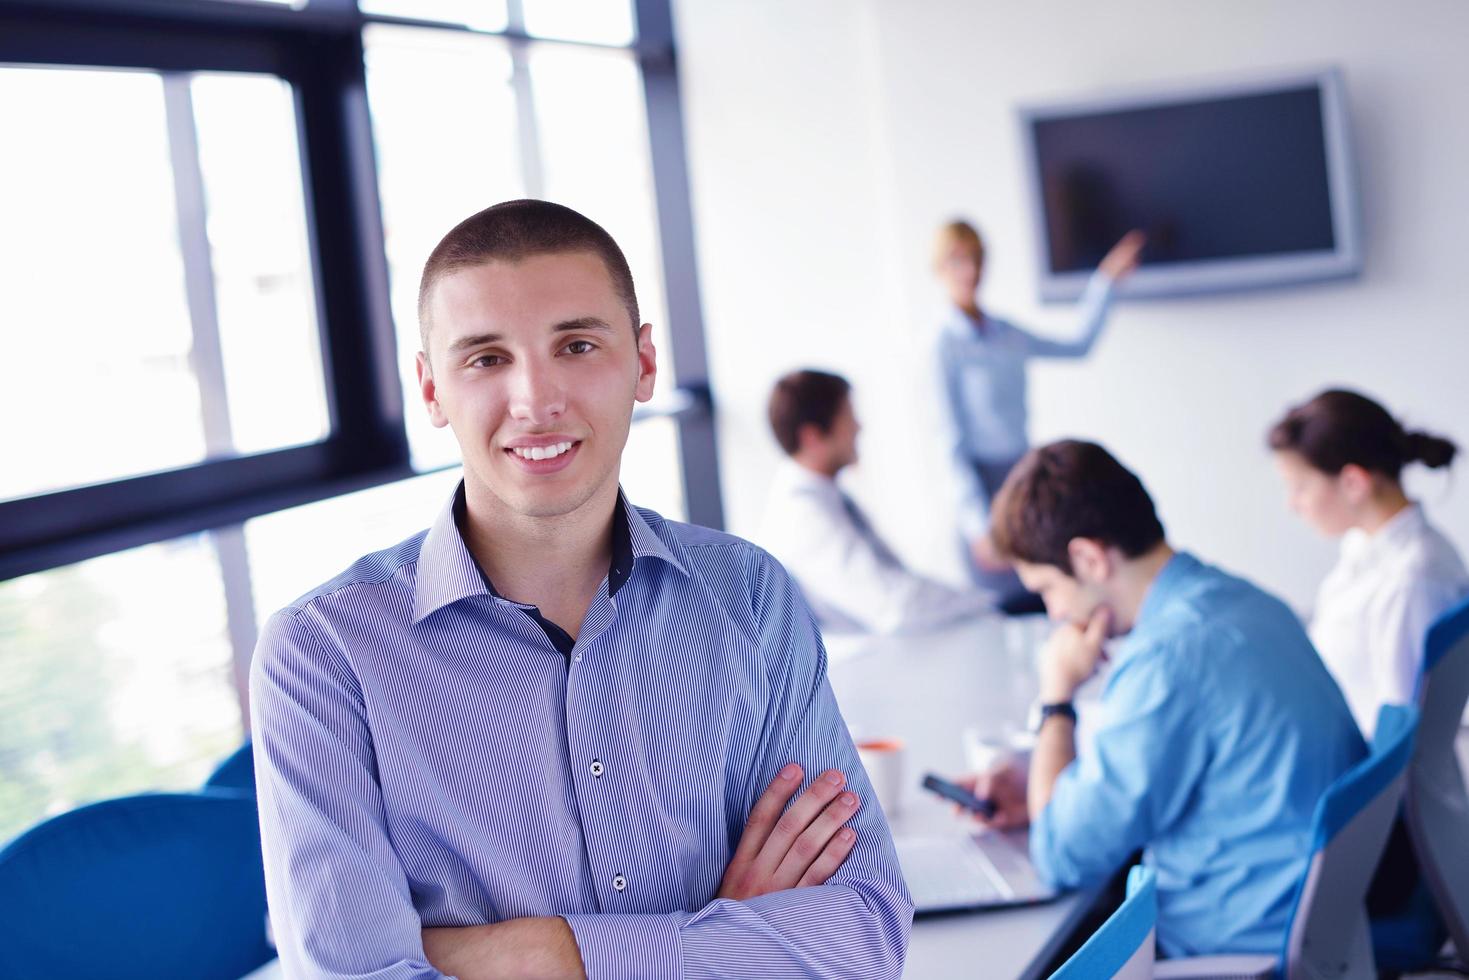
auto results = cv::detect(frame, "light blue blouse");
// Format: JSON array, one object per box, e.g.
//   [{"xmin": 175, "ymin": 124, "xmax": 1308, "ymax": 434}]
[{"xmin": 936, "ymin": 272, "xmax": 1115, "ymax": 537}]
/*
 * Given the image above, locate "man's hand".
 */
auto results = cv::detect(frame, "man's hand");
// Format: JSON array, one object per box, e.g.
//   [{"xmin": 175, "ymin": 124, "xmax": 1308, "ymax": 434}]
[
  {"xmin": 1098, "ymin": 229, "xmax": 1147, "ymax": 282},
  {"xmin": 717, "ymin": 763, "xmax": 860, "ymax": 900},
  {"xmin": 951, "ymin": 764, "xmax": 1029, "ymax": 831},
  {"xmin": 422, "ymin": 916, "xmax": 586, "ymax": 980},
  {"xmin": 1038, "ymin": 608, "xmax": 1111, "ymax": 703}
]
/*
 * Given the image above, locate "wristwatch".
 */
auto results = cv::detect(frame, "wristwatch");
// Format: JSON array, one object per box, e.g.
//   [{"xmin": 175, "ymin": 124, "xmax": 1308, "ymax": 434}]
[{"xmin": 1029, "ymin": 700, "xmax": 1077, "ymax": 732}]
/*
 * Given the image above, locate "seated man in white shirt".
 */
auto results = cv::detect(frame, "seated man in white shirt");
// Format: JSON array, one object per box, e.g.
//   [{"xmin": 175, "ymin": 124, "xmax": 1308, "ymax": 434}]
[{"xmin": 757, "ymin": 369, "xmax": 992, "ymax": 633}]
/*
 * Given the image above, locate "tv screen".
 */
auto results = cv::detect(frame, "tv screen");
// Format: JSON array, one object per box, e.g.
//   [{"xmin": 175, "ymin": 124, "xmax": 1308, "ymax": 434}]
[{"xmin": 1019, "ymin": 68, "xmax": 1360, "ymax": 301}]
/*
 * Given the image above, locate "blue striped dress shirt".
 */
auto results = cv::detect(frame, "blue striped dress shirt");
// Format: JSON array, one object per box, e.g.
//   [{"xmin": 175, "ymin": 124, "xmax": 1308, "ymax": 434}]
[{"xmin": 249, "ymin": 485, "xmax": 912, "ymax": 979}]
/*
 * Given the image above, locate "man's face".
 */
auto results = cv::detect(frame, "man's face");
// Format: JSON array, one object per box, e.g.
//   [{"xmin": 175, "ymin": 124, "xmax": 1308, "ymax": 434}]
[
  {"xmin": 826, "ymin": 396, "xmax": 860, "ymax": 470},
  {"xmin": 1014, "ymin": 559, "xmax": 1106, "ymax": 628},
  {"xmin": 417, "ymin": 250, "xmax": 655, "ymax": 520}
]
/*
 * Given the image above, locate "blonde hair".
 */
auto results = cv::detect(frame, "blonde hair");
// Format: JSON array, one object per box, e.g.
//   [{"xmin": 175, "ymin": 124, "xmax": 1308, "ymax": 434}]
[{"xmin": 932, "ymin": 219, "xmax": 985, "ymax": 270}]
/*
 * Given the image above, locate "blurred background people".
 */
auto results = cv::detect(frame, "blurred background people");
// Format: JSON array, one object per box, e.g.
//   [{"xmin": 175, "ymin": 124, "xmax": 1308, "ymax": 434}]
[
  {"xmin": 1270, "ymin": 387, "xmax": 1468, "ymax": 737},
  {"xmin": 933, "ymin": 220, "xmax": 1145, "ymax": 600},
  {"xmin": 760, "ymin": 369, "xmax": 992, "ymax": 634}
]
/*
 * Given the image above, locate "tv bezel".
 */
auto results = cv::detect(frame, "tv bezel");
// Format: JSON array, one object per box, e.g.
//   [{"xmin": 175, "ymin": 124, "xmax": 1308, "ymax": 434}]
[{"xmin": 1017, "ymin": 66, "xmax": 1361, "ymax": 302}]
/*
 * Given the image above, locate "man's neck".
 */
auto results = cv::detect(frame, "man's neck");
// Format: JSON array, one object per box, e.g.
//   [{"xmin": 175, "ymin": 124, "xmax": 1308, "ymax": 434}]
[
  {"xmin": 789, "ymin": 452, "xmax": 840, "ymax": 481},
  {"xmin": 459, "ymin": 477, "xmax": 617, "ymax": 633},
  {"xmin": 1108, "ymin": 542, "xmax": 1177, "ymax": 634}
]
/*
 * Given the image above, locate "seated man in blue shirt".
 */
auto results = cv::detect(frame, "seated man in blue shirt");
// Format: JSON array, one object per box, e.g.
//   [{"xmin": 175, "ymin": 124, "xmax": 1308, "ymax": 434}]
[
  {"xmin": 250, "ymin": 200, "xmax": 912, "ymax": 979},
  {"xmin": 955, "ymin": 439, "xmax": 1363, "ymax": 957}
]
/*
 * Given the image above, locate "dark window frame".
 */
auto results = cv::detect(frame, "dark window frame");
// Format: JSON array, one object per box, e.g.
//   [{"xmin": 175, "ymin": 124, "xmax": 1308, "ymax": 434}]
[{"xmin": 0, "ymin": 0, "xmax": 723, "ymax": 582}]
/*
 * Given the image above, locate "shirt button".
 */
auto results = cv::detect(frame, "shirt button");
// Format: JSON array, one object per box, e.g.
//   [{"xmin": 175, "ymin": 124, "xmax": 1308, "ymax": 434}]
[
  {"xmin": 590, "ymin": 760, "xmax": 604, "ymax": 778},
  {"xmin": 612, "ymin": 874, "xmax": 627, "ymax": 892}
]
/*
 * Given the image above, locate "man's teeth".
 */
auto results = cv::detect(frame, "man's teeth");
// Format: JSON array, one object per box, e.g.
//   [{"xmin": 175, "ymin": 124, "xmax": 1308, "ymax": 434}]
[{"xmin": 512, "ymin": 441, "xmax": 574, "ymax": 461}]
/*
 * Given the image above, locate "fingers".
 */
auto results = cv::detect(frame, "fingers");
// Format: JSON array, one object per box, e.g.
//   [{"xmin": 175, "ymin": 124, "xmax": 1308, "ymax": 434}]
[
  {"xmin": 749, "ymin": 768, "xmax": 848, "ymax": 880},
  {"xmin": 796, "ymin": 825, "xmax": 858, "ymax": 888},
  {"xmin": 727, "ymin": 763, "xmax": 803, "ymax": 870},
  {"xmin": 771, "ymin": 788, "xmax": 861, "ymax": 889},
  {"xmin": 1084, "ymin": 607, "xmax": 1112, "ymax": 648}
]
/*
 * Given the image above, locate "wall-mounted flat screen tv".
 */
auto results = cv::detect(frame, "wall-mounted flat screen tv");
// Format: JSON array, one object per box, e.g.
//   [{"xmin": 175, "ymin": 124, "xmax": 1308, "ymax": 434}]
[{"xmin": 1019, "ymin": 67, "xmax": 1360, "ymax": 301}]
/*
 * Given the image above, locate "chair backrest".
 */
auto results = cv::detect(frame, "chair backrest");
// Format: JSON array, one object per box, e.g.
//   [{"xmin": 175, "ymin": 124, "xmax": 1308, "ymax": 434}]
[
  {"xmin": 1282, "ymin": 703, "xmax": 1419, "ymax": 980},
  {"xmin": 0, "ymin": 790, "xmax": 274, "ymax": 980},
  {"xmin": 205, "ymin": 740, "xmax": 257, "ymax": 794},
  {"xmin": 1051, "ymin": 865, "xmax": 1156, "ymax": 980},
  {"xmin": 1404, "ymin": 595, "xmax": 1469, "ymax": 957}
]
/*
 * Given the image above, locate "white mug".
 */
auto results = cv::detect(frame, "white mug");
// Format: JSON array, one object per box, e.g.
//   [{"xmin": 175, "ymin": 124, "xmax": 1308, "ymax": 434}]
[{"xmin": 855, "ymin": 738, "xmax": 905, "ymax": 818}]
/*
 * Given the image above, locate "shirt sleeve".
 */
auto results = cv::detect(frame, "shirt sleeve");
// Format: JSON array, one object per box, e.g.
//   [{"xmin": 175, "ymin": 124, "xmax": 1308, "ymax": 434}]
[
  {"xmin": 779, "ymin": 486, "xmax": 992, "ymax": 634},
  {"xmin": 1013, "ymin": 271, "xmax": 1116, "ymax": 359},
  {"xmin": 563, "ymin": 553, "xmax": 914, "ymax": 980},
  {"xmin": 250, "ymin": 609, "xmax": 450, "ymax": 980},
  {"xmin": 934, "ymin": 334, "xmax": 991, "ymax": 539},
  {"xmin": 1030, "ymin": 642, "xmax": 1211, "ymax": 889}
]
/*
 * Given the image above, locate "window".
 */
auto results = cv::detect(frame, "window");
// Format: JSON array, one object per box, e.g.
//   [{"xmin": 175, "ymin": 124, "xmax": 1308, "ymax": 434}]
[
  {"xmin": 358, "ymin": 0, "xmax": 509, "ymax": 31},
  {"xmin": 0, "ymin": 536, "xmax": 242, "ymax": 843},
  {"xmin": 0, "ymin": 0, "xmax": 716, "ymax": 845},
  {"xmin": 363, "ymin": 20, "xmax": 675, "ymax": 472},
  {"xmin": 363, "ymin": 25, "xmax": 524, "ymax": 468},
  {"xmin": 0, "ymin": 64, "xmax": 327, "ymax": 504},
  {"xmin": 523, "ymin": 0, "xmax": 637, "ymax": 45}
]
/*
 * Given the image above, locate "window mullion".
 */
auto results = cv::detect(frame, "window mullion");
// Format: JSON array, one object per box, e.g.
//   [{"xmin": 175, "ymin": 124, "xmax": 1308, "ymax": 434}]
[
  {"xmin": 509, "ymin": 38, "xmax": 545, "ymax": 201},
  {"xmin": 162, "ymin": 71, "xmax": 235, "ymax": 459},
  {"xmin": 209, "ymin": 523, "xmax": 260, "ymax": 735}
]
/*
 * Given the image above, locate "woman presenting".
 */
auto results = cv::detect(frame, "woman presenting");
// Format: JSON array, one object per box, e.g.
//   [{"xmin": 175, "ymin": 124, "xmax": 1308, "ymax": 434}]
[{"xmin": 933, "ymin": 220, "xmax": 1145, "ymax": 595}]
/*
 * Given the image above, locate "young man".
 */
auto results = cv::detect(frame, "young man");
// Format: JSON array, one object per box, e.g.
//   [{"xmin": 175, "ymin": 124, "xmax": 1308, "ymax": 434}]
[
  {"xmin": 955, "ymin": 440, "xmax": 1363, "ymax": 957},
  {"xmin": 758, "ymin": 369, "xmax": 991, "ymax": 633},
  {"xmin": 250, "ymin": 201, "xmax": 912, "ymax": 979}
]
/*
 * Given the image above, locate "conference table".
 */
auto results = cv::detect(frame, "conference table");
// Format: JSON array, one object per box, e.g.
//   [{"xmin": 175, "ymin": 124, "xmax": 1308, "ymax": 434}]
[{"xmin": 824, "ymin": 614, "xmax": 1116, "ymax": 980}]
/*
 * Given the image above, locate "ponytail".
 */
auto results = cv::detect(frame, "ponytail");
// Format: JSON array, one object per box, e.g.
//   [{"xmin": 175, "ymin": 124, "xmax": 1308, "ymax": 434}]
[{"xmin": 1268, "ymin": 388, "xmax": 1457, "ymax": 479}]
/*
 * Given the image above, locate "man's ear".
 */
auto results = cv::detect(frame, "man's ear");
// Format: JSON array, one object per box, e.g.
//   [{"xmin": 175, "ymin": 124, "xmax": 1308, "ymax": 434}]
[
  {"xmin": 416, "ymin": 351, "xmax": 450, "ymax": 429},
  {"xmin": 1067, "ymin": 537, "xmax": 1111, "ymax": 585},
  {"xmin": 795, "ymin": 421, "xmax": 828, "ymax": 456},
  {"xmin": 634, "ymin": 322, "xmax": 657, "ymax": 403}
]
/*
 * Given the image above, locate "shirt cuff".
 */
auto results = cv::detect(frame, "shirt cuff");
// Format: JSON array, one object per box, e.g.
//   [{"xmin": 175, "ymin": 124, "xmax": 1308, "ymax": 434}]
[{"xmin": 562, "ymin": 912, "xmax": 684, "ymax": 980}]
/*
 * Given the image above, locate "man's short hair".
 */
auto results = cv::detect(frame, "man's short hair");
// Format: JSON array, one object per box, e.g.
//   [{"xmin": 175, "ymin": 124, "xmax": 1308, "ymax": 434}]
[
  {"xmin": 990, "ymin": 440, "xmax": 1165, "ymax": 575},
  {"xmin": 417, "ymin": 199, "xmax": 640, "ymax": 352},
  {"xmin": 767, "ymin": 370, "xmax": 852, "ymax": 456}
]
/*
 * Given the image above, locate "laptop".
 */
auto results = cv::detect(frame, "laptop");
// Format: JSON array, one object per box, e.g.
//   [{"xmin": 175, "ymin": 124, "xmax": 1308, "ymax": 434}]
[{"xmin": 896, "ymin": 829, "xmax": 1057, "ymax": 914}]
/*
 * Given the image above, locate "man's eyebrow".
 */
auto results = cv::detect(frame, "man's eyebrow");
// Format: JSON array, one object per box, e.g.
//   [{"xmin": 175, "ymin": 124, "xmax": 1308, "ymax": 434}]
[
  {"xmin": 445, "ymin": 332, "xmax": 502, "ymax": 354},
  {"xmin": 552, "ymin": 316, "xmax": 615, "ymax": 334}
]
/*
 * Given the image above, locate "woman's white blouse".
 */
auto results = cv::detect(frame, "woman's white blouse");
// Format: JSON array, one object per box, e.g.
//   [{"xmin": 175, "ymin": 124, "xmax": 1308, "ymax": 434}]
[{"xmin": 1309, "ymin": 503, "xmax": 1469, "ymax": 737}]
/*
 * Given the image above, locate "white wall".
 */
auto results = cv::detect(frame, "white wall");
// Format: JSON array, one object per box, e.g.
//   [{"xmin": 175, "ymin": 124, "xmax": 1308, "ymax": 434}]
[{"xmin": 674, "ymin": 0, "xmax": 1469, "ymax": 610}]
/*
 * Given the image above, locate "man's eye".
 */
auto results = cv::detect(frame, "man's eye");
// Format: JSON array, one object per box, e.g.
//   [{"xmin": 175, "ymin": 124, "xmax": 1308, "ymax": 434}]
[
  {"xmin": 564, "ymin": 340, "xmax": 595, "ymax": 355},
  {"xmin": 471, "ymin": 354, "xmax": 505, "ymax": 367}
]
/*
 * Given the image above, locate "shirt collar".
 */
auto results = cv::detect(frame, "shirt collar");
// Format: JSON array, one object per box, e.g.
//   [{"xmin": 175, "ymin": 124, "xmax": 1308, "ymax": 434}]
[
  {"xmin": 1122, "ymin": 550, "xmax": 1202, "ymax": 652},
  {"xmin": 410, "ymin": 483, "xmax": 687, "ymax": 625},
  {"xmin": 774, "ymin": 458, "xmax": 839, "ymax": 493},
  {"xmin": 1342, "ymin": 502, "xmax": 1425, "ymax": 567}
]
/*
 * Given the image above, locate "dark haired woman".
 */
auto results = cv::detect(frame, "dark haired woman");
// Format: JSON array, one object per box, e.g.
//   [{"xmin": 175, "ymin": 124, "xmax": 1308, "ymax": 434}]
[{"xmin": 1269, "ymin": 388, "xmax": 1468, "ymax": 738}]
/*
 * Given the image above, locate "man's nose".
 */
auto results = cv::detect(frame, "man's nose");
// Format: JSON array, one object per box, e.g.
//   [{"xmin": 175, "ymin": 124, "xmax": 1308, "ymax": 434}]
[{"xmin": 507, "ymin": 359, "xmax": 567, "ymax": 424}]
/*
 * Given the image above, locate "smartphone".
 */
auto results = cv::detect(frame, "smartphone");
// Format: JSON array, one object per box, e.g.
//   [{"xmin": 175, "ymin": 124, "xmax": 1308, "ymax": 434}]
[{"xmin": 921, "ymin": 772, "xmax": 996, "ymax": 819}]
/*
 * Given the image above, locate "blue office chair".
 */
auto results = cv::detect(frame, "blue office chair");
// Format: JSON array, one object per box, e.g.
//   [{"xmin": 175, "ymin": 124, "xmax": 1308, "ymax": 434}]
[
  {"xmin": 205, "ymin": 740, "xmax": 257, "ymax": 794},
  {"xmin": 1156, "ymin": 702, "xmax": 1420, "ymax": 980},
  {"xmin": 1404, "ymin": 595, "xmax": 1469, "ymax": 961},
  {"xmin": 0, "ymin": 790, "xmax": 274, "ymax": 980},
  {"xmin": 1051, "ymin": 865, "xmax": 1157, "ymax": 979}
]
